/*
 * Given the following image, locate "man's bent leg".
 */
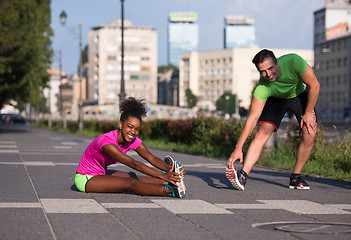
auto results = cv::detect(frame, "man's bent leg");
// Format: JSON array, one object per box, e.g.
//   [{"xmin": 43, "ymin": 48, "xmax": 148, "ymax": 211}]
[
  {"xmin": 242, "ymin": 123, "xmax": 275, "ymax": 175},
  {"xmin": 293, "ymin": 126, "xmax": 316, "ymax": 174}
]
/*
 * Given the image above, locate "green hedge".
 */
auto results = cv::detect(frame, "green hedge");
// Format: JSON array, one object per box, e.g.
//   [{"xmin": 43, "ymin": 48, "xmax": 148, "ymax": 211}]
[
  {"xmin": 140, "ymin": 117, "xmax": 254, "ymax": 159},
  {"xmin": 36, "ymin": 117, "xmax": 350, "ymax": 181}
]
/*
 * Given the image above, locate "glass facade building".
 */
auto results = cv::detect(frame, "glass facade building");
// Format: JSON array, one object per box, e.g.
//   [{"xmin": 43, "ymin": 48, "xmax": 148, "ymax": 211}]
[
  {"xmin": 224, "ymin": 15, "xmax": 255, "ymax": 49},
  {"xmin": 168, "ymin": 12, "xmax": 199, "ymax": 67}
]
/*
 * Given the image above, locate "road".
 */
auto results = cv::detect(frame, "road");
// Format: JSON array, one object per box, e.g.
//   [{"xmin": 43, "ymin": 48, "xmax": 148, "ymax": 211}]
[{"xmin": 0, "ymin": 123, "xmax": 350, "ymax": 240}]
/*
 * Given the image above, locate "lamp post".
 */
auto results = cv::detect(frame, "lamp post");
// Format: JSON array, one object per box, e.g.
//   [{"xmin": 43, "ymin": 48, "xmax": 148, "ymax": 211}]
[
  {"xmin": 225, "ymin": 95, "xmax": 230, "ymax": 114},
  {"xmin": 119, "ymin": 0, "xmax": 126, "ymax": 103},
  {"xmin": 59, "ymin": 10, "xmax": 84, "ymax": 131}
]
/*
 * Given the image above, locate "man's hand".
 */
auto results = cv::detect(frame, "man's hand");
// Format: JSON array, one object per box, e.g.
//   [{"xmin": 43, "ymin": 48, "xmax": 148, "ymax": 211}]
[
  {"xmin": 301, "ymin": 112, "xmax": 317, "ymax": 134},
  {"xmin": 227, "ymin": 148, "xmax": 243, "ymax": 168}
]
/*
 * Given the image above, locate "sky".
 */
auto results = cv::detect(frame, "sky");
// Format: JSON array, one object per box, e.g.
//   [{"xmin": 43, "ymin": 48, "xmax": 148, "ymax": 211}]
[{"xmin": 50, "ymin": 0, "xmax": 326, "ymax": 74}]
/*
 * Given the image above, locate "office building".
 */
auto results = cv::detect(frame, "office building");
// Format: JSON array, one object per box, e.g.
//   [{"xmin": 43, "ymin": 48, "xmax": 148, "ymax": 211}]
[
  {"xmin": 314, "ymin": 0, "xmax": 351, "ymax": 120},
  {"xmin": 224, "ymin": 15, "xmax": 255, "ymax": 49},
  {"xmin": 168, "ymin": 12, "xmax": 199, "ymax": 67},
  {"xmin": 179, "ymin": 47, "xmax": 314, "ymax": 111},
  {"xmin": 157, "ymin": 69, "xmax": 179, "ymax": 106},
  {"xmin": 88, "ymin": 19, "xmax": 158, "ymax": 106}
]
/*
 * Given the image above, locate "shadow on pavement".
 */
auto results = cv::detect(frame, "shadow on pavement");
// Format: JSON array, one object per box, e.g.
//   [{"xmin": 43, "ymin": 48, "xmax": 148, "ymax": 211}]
[
  {"xmin": 252, "ymin": 169, "xmax": 351, "ymax": 190},
  {"xmin": 188, "ymin": 168, "xmax": 350, "ymax": 190},
  {"xmin": 0, "ymin": 124, "xmax": 28, "ymax": 134}
]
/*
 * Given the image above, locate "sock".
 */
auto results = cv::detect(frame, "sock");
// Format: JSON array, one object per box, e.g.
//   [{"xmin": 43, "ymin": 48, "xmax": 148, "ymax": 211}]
[
  {"xmin": 240, "ymin": 170, "xmax": 248, "ymax": 178},
  {"xmin": 290, "ymin": 173, "xmax": 300, "ymax": 179}
]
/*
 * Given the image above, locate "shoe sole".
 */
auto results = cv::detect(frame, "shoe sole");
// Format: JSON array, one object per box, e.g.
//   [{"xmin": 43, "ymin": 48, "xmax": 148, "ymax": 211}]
[
  {"xmin": 289, "ymin": 185, "xmax": 310, "ymax": 190},
  {"xmin": 225, "ymin": 167, "xmax": 244, "ymax": 191},
  {"xmin": 165, "ymin": 156, "xmax": 186, "ymax": 198},
  {"xmin": 164, "ymin": 156, "xmax": 174, "ymax": 168},
  {"xmin": 175, "ymin": 161, "xmax": 187, "ymax": 198}
]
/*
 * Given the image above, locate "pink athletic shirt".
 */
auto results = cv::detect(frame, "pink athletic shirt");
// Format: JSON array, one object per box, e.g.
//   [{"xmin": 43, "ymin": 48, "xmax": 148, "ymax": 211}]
[{"xmin": 76, "ymin": 129, "xmax": 142, "ymax": 176}]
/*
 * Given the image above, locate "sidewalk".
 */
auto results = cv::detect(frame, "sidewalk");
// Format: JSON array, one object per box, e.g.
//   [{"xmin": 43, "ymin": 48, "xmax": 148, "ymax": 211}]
[{"xmin": 0, "ymin": 123, "xmax": 350, "ymax": 240}]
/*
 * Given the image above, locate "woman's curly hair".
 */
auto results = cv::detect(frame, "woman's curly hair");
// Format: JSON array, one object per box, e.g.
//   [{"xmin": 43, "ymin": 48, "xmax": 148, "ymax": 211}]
[{"xmin": 119, "ymin": 97, "xmax": 147, "ymax": 123}]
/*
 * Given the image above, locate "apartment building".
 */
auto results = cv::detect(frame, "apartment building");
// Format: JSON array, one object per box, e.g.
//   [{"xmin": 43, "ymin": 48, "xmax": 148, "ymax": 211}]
[
  {"xmin": 88, "ymin": 19, "xmax": 158, "ymax": 106},
  {"xmin": 314, "ymin": 0, "xmax": 351, "ymax": 120},
  {"xmin": 179, "ymin": 47, "xmax": 314, "ymax": 111}
]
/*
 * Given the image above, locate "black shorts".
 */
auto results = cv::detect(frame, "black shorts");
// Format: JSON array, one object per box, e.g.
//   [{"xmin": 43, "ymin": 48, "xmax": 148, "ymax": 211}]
[{"xmin": 258, "ymin": 91, "xmax": 317, "ymax": 132}]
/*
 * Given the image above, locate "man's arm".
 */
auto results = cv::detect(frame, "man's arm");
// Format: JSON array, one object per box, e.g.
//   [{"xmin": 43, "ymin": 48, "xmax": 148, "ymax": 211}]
[
  {"xmin": 300, "ymin": 64, "xmax": 320, "ymax": 133},
  {"xmin": 227, "ymin": 96, "xmax": 266, "ymax": 167}
]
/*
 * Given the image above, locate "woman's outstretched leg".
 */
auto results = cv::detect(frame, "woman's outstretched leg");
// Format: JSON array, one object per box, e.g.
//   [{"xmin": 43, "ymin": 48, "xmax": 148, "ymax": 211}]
[
  {"xmin": 85, "ymin": 175, "xmax": 172, "ymax": 196},
  {"xmin": 110, "ymin": 170, "xmax": 166, "ymax": 185}
]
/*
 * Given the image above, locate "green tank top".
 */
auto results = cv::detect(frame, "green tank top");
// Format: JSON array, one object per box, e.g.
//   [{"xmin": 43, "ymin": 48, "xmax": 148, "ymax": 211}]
[{"xmin": 253, "ymin": 53, "xmax": 307, "ymax": 101}]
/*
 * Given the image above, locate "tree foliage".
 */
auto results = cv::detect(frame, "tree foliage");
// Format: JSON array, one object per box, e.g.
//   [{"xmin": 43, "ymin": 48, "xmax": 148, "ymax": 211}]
[
  {"xmin": 0, "ymin": 0, "xmax": 53, "ymax": 107},
  {"xmin": 185, "ymin": 88, "xmax": 198, "ymax": 108},
  {"xmin": 216, "ymin": 91, "xmax": 237, "ymax": 114},
  {"xmin": 158, "ymin": 64, "xmax": 178, "ymax": 73}
]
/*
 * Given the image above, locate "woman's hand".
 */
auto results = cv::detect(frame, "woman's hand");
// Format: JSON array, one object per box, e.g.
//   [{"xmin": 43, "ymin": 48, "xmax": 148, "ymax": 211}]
[{"xmin": 163, "ymin": 165, "xmax": 181, "ymax": 186}]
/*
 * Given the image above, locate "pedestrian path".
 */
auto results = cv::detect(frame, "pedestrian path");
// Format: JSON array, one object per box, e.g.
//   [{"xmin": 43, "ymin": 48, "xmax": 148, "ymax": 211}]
[
  {"xmin": 1, "ymin": 124, "xmax": 351, "ymax": 240},
  {"xmin": 1, "ymin": 198, "xmax": 350, "ymax": 215}
]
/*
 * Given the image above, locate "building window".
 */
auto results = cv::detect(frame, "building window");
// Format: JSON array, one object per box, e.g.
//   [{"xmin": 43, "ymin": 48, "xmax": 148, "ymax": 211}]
[
  {"xmin": 107, "ymin": 45, "xmax": 118, "ymax": 52},
  {"xmin": 141, "ymin": 66, "xmax": 150, "ymax": 71},
  {"xmin": 108, "ymin": 55, "xmax": 117, "ymax": 61}
]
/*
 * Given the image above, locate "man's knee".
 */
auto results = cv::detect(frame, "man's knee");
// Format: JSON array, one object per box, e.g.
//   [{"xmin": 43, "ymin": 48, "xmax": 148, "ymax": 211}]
[{"xmin": 302, "ymin": 130, "xmax": 316, "ymax": 145}]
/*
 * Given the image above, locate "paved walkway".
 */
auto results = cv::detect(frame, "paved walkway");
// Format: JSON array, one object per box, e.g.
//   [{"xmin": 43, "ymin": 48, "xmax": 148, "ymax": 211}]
[{"xmin": 0, "ymin": 123, "xmax": 350, "ymax": 240}]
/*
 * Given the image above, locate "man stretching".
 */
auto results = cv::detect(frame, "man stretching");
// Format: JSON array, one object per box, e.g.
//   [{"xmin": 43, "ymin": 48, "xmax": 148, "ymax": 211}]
[{"xmin": 226, "ymin": 49, "xmax": 319, "ymax": 190}]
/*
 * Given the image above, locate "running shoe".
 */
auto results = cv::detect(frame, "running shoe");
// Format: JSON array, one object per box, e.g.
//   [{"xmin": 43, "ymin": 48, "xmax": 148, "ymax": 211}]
[
  {"xmin": 289, "ymin": 175, "xmax": 310, "ymax": 190},
  {"xmin": 164, "ymin": 182, "xmax": 186, "ymax": 198},
  {"xmin": 225, "ymin": 166, "xmax": 247, "ymax": 191},
  {"xmin": 164, "ymin": 156, "xmax": 186, "ymax": 198},
  {"xmin": 164, "ymin": 155, "xmax": 175, "ymax": 169}
]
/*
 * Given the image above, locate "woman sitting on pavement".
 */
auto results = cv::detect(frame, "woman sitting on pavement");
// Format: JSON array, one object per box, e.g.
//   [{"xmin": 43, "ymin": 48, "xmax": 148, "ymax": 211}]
[{"xmin": 74, "ymin": 97, "xmax": 186, "ymax": 198}]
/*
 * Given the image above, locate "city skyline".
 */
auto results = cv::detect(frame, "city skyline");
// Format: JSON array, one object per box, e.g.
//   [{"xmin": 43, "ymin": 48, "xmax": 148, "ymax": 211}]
[{"xmin": 51, "ymin": 0, "xmax": 325, "ymax": 74}]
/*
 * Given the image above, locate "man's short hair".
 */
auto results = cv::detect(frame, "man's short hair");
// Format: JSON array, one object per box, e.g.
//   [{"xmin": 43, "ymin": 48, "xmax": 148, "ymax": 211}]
[{"xmin": 252, "ymin": 49, "xmax": 277, "ymax": 67}]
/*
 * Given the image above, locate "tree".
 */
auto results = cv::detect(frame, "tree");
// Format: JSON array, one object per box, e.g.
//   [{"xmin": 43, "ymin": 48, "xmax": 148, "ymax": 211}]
[
  {"xmin": 0, "ymin": 0, "xmax": 53, "ymax": 108},
  {"xmin": 216, "ymin": 91, "xmax": 237, "ymax": 115},
  {"xmin": 78, "ymin": 44, "xmax": 88, "ymax": 74},
  {"xmin": 185, "ymin": 88, "xmax": 197, "ymax": 108},
  {"xmin": 158, "ymin": 64, "xmax": 178, "ymax": 73}
]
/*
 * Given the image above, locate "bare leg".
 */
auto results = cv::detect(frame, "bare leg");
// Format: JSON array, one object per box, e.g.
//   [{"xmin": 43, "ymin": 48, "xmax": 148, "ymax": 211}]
[
  {"xmin": 111, "ymin": 170, "xmax": 166, "ymax": 185},
  {"xmin": 242, "ymin": 123, "xmax": 275, "ymax": 175},
  {"xmin": 85, "ymin": 175, "xmax": 172, "ymax": 196},
  {"xmin": 292, "ymin": 126, "xmax": 316, "ymax": 174}
]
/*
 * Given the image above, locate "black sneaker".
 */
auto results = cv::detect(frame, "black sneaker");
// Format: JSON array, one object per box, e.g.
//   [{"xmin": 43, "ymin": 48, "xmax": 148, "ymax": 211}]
[
  {"xmin": 164, "ymin": 156, "xmax": 186, "ymax": 198},
  {"xmin": 289, "ymin": 175, "xmax": 310, "ymax": 190},
  {"xmin": 225, "ymin": 166, "xmax": 247, "ymax": 191}
]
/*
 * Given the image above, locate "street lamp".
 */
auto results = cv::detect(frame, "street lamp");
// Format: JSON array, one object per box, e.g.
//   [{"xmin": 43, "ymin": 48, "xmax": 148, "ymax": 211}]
[
  {"xmin": 225, "ymin": 95, "xmax": 230, "ymax": 114},
  {"xmin": 119, "ymin": 0, "xmax": 126, "ymax": 103},
  {"xmin": 59, "ymin": 10, "xmax": 84, "ymax": 131}
]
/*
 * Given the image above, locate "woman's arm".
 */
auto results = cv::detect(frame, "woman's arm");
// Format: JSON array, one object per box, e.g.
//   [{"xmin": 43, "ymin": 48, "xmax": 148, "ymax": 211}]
[
  {"xmin": 135, "ymin": 143, "xmax": 170, "ymax": 171},
  {"xmin": 102, "ymin": 144, "xmax": 180, "ymax": 184}
]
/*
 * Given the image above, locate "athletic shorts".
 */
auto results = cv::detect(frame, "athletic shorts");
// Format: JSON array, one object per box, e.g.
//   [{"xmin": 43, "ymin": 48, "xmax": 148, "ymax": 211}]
[
  {"xmin": 258, "ymin": 91, "xmax": 318, "ymax": 132},
  {"xmin": 75, "ymin": 173, "xmax": 94, "ymax": 192}
]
